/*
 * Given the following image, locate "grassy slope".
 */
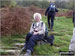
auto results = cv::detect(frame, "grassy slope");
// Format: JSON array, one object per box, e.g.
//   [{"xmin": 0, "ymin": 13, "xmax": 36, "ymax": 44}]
[
  {"xmin": 33, "ymin": 16, "xmax": 73, "ymax": 55},
  {"xmin": 1, "ymin": 16, "xmax": 73, "ymax": 55}
]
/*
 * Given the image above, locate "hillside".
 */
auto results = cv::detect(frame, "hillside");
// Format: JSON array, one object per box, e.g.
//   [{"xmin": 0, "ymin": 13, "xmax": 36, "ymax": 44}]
[
  {"xmin": 1, "ymin": 16, "xmax": 73, "ymax": 56},
  {"xmin": 1, "ymin": 6, "xmax": 73, "ymax": 35}
]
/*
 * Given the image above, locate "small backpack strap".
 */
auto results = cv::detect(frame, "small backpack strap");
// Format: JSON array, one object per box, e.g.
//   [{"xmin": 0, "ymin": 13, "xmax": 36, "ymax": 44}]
[
  {"xmin": 41, "ymin": 22, "xmax": 43, "ymax": 27},
  {"xmin": 32, "ymin": 23, "xmax": 35, "ymax": 28}
]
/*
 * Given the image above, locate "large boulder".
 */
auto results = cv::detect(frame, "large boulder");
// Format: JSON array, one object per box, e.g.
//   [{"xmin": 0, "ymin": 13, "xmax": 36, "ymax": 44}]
[{"xmin": 69, "ymin": 28, "xmax": 75, "ymax": 51}]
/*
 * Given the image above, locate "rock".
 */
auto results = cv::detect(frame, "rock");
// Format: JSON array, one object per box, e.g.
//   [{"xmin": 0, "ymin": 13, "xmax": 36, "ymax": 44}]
[
  {"xmin": 0, "ymin": 49, "xmax": 16, "ymax": 55},
  {"xmin": 1, "ymin": 47, "xmax": 18, "ymax": 50},
  {"xmin": 37, "ymin": 41, "xmax": 46, "ymax": 46},
  {"xmin": 14, "ymin": 43, "xmax": 25, "ymax": 48},
  {"xmin": 69, "ymin": 28, "xmax": 75, "ymax": 51},
  {"xmin": 0, "ymin": 49, "xmax": 20, "ymax": 55}
]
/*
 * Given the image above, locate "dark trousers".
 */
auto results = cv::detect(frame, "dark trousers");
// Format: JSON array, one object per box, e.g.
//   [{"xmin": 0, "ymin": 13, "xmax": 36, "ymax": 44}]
[
  {"xmin": 47, "ymin": 15, "xmax": 55, "ymax": 29},
  {"xmin": 25, "ymin": 33, "xmax": 54, "ymax": 53},
  {"xmin": 25, "ymin": 33, "xmax": 44, "ymax": 52},
  {"xmin": 73, "ymin": 18, "xmax": 75, "ymax": 27}
]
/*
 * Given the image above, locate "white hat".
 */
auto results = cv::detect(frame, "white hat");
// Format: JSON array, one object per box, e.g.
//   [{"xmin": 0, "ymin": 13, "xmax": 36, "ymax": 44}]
[{"xmin": 33, "ymin": 13, "xmax": 42, "ymax": 20}]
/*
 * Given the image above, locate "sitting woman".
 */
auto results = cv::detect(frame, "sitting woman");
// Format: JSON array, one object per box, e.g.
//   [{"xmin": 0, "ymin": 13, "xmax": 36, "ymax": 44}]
[{"xmin": 24, "ymin": 13, "xmax": 46, "ymax": 56}]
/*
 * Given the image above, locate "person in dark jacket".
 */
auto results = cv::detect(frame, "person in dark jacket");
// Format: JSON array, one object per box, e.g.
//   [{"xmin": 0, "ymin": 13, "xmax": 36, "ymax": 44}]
[{"xmin": 45, "ymin": 3, "xmax": 58, "ymax": 31}]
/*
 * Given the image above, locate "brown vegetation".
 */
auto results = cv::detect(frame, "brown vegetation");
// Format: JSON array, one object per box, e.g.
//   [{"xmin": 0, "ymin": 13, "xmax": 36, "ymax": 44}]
[{"xmin": 0, "ymin": 5, "xmax": 73, "ymax": 35}]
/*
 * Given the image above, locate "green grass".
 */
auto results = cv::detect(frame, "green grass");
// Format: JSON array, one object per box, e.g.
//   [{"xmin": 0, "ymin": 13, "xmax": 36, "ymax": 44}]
[
  {"xmin": 1, "ymin": 16, "xmax": 73, "ymax": 55},
  {"xmin": 1, "ymin": 34, "xmax": 26, "ymax": 47}
]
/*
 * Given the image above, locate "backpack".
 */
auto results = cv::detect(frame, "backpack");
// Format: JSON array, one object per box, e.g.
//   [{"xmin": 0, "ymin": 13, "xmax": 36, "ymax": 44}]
[
  {"xmin": 45, "ymin": 26, "xmax": 48, "ymax": 37},
  {"xmin": 49, "ymin": 4, "xmax": 55, "ymax": 12},
  {"xmin": 41, "ymin": 22, "xmax": 48, "ymax": 37}
]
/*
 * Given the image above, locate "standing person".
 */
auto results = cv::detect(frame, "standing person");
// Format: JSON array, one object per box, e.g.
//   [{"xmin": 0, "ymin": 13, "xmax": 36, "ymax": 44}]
[
  {"xmin": 45, "ymin": 2, "xmax": 58, "ymax": 31},
  {"xmin": 69, "ymin": 11, "xmax": 75, "ymax": 52},
  {"xmin": 24, "ymin": 13, "xmax": 46, "ymax": 56},
  {"xmin": 69, "ymin": 27, "xmax": 75, "ymax": 52}
]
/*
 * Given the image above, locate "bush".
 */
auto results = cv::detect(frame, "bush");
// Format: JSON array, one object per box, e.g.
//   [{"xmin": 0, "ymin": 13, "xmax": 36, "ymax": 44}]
[
  {"xmin": 65, "ymin": 11, "xmax": 73, "ymax": 18},
  {"xmin": 9, "ymin": 1, "xmax": 17, "ymax": 7},
  {"xmin": 1, "ymin": 1, "xmax": 11, "ymax": 7},
  {"xmin": 1, "ymin": 0, "xmax": 17, "ymax": 8},
  {"xmin": 17, "ymin": 0, "xmax": 49, "ymax": 9}
]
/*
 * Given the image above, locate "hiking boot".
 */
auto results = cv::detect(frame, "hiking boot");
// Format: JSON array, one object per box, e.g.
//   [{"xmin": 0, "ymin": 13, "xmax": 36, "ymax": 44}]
[
  {"xmin": 24, "ymin": 50, "xmax": 31, "ymax": 56},
  {"xmin": 21, "ymin": 46, "xmax": 26, "ymax": 52}
]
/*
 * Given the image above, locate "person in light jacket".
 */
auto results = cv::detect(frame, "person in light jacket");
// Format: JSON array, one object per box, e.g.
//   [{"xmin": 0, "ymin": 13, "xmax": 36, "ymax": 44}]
[
  {"xmin": 69, "ymin": 27, "xmax": 75, "ymax": 52},
  {"xmin": 69, "ymin": 11, "xmax": 75, "ymax": 52},
  {"xmin": 24, "ymin": 13, "xmax": 46, "ymax": 56}
]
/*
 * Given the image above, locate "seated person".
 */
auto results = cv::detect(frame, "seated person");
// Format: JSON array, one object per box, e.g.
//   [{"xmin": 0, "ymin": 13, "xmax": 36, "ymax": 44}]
[{"xmin": 24, "ymin": 13, "xmax": 46, "ymax": 56}]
